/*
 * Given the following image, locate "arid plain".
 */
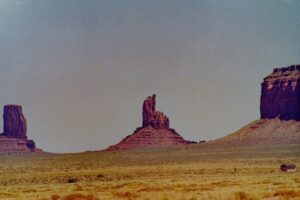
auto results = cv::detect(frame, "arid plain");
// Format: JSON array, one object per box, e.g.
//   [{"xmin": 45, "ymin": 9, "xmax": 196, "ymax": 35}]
[
  {"xmin": 1, "ymin": 1, "xmax": 299, "ymax": 199},
  {"xmin": 0, "ymin": 143, "xmax": 299, "ymax": 200},
  {"xmin": 1, "ymin": 66, "xmax": 300, "ymax": 200}
]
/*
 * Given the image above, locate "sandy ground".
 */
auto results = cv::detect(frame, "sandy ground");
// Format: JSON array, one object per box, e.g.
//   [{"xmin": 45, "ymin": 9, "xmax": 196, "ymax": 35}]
[{"xmin": 0, "ymin": 144, "xmax": 299, "ymax": 200}]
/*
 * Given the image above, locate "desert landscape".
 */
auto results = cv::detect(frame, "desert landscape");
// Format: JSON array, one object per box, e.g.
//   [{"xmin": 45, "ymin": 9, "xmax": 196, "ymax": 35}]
[
  {"xmin": 0, "ymin": 144, "xmax": 299, "ymax": 200},
  {"xmin": 0, "ymin": 66, "xmax": 300, "ymax": 200},
  {"xmin": 1, "ymin": 1, "xmax": 299, "ymax": 200}
]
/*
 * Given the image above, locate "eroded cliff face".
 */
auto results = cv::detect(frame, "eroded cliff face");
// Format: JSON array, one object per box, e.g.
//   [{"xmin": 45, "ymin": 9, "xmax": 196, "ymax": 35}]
[
  {"xmin": 3, "ymin": 105, "xmax": 27, "ymax": 139},
  {"xmin": 260, "ymin": 65, "xmax": 300, "ymax": 121},
  {"xmin": 142, "ymin": 94, "xmax": 169, "ymax": 129},
  {"xmin": 206, "ymin": 65, "xmax": 300, "ymax": 146},
  {"xmin": 107, "ymin": 94, "xmax": 194, "ymax": 150},
  {"xmin": 0, "ymin": 105, "xmax": 41, "ymax": 153}
]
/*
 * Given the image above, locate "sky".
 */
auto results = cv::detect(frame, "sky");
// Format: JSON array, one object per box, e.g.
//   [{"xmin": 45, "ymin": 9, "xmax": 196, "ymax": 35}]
[{"xmin": 0, "ymin": 0, "xmax": 299, "ymax": 153}]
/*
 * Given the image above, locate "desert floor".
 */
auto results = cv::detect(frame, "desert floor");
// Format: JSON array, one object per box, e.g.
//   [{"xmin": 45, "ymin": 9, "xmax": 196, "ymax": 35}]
[{"xmin": 0, "ymin": 144, "xmax": 299, "ymax": 200}]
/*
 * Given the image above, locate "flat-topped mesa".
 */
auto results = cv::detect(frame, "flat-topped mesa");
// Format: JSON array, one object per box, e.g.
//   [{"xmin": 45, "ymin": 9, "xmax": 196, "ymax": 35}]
[
  {"xmin": 273, "ymin": 65, "xmax": 300, "ymax": 74},
  {"xmin": 142, "ymin": 94, "xmax": 169, "ymax": 129},
  {"xmin": 3, "ymin": 105, "xmax": 27, "ymax": 139},
  {"xmin": 260, "ymin": 65, "xmax": 300, "ymax": 121}
]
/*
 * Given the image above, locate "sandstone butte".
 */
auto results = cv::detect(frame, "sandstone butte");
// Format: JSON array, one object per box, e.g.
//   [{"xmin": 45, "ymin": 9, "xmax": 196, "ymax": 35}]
[
  {"xmin": 0, "ymin": 105, "xmax": 42, "ymax": 153},
  {"xmin": 210, "ymin": 65, "xmax": 300, "ymax": 145},
  {"xmin": 261, "ymin": 65, "xmax": 300, "ymax": 121},
  {"xmin": 107, "ymin": 94, "xmax": 196, "ymax": 150}
]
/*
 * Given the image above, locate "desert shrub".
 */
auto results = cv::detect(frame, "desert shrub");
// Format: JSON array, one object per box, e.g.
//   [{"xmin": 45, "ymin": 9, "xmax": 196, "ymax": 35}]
[
  {"xmin": 273, "ymin": 190, "xmax": 300, "ymax": 198},
  {"xmin": 160, "ymin": 194, "xmax": 169, "ymax": 200},
  {"xmin": 51, "ymin": 195, "xmax": 60, "ymax": 200},
  {"xmin": 293, "ymin": 178, "xmax": 300, "ymax": 183},
  {"xmin": 96, "ymin": 174, "xmax": 104, "ymax": 178},
  {"xmin": 22, "ymin": 189, "xmax": 38, "ymax": 193},
  {"xmin": 235, "ymin": 192, "xmax": 247, "ymax": 200},
  {"xmin": 67, "ymin": 177, "xmax": 78, "ymax": 183},
  {"xmin": 114, "ymin": 191, "xmax": 139, "ymax": 199},
  {"xmin": 74, "ymin": 185, "xmax": 83, "ymax": 191},
  {"xmin": 234, "ymin": 191, "xmax": 257, "ymax": 200},
  {"xmin": 61, "ymin": 194, "xmax": 99, "ymax": 200},
  {"xmin": 272, "ymin": 182, "xmax": 282, "ymax": 186}
]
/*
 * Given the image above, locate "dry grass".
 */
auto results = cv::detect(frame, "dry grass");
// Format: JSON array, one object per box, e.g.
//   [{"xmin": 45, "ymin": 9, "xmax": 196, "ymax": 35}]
[{"xmin": 0, "ymin": 144, "xmax": 299, "ymax": 199}]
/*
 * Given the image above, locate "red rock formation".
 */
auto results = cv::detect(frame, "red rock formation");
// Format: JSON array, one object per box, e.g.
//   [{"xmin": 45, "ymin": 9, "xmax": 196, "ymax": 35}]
[
  {"xmin": 0, "ymin": 137, "xmax": 41, "ymax": 153},
  {"xmin": 3, "ymin": 105, "xmax": 27, "ymax": 139},
  {"xmin": 107, "ymin": 94, "xmax": 195, "ymax": 150},
  {"xmin": 209, "ymin": 65, "xmax": 300, "ymax": 146},
  {"xmin": 107, "ymin": 127, "xmax": 194, "ymax": 150},
  {"xmin": 142, "ymin": 94, "xmax": 169, "ymax": 129},
  {"xmin": 0, "ymin": 105, "xmax": 42, "ymax": 153},
  {"xmin": 260, "ymin": 65, "xmax": 300, "ymax": 121}
]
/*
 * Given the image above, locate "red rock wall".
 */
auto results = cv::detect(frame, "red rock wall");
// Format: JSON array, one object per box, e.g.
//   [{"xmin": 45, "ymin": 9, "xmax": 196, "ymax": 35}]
[
  {"xmin": 3, "ymin": 105, "xmax": 27, "ymax": 139},
  {"xmin": 260, "ymin": 65, "xmax": 300, "ymax": 121},
  {"xmin": 0, "ymin": 137, "xmax": 38, "ymax": 153},
  {"xmin": 0, "ymin": 105, "xmax": 41, "ymax": 153}
]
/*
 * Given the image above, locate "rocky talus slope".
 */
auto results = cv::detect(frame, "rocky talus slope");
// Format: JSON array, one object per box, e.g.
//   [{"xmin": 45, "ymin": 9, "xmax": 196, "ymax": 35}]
[{"xmin": 209, "ymin": 118, "xmax": 300, "ymax": 145}]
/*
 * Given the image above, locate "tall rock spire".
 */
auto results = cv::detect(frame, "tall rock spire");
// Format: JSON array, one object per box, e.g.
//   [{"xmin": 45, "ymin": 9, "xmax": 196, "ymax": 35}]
[
  {"xmin": 3, "ymin": 105, "xmax": 27, "ymax": 139},
  {"xmin": 142, "ymin": 94, "xmax": 169, "ymax": 129},
  {"xmin": 0, "ymin": 105, "xmax": 42, "ymax": 153},
  {"xmin": 107, "ymin": 94, "xmax": 194, "ymax": 150}
]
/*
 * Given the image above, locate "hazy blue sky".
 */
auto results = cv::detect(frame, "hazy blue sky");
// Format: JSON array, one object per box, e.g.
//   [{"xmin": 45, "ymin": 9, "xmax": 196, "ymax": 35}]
[{"xmin": 0, "ymin": 0, "xmax": 299, "ymax": 153}]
